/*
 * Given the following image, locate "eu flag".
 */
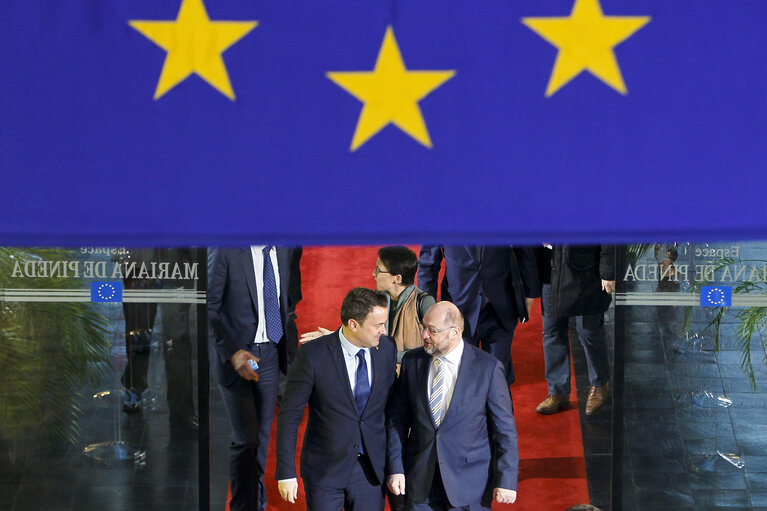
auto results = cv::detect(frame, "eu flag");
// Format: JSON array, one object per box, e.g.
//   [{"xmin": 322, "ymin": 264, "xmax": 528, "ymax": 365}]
[
  {"xmin": 91, "ymin": 282, "xmax": 123, "ymax": 303},
  {"xmin": 700, "ymin": 286, "xmax": 732, "ymax": 307},
  {"xmin": 3, "ymin": 0, "xmax": 767, "ymax": 245}
]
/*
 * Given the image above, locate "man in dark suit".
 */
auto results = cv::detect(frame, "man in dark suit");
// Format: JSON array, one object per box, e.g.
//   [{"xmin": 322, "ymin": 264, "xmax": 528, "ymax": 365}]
[
  {"xmin": 207, "ymin": 246, "xmax": 302, "ymax": 511},
  {"xmin": 387, "ymin": 301, "xmax": 519, "ymax": 510},
  {"xmin": 418, "ymin": 246, "xmax": 539, "ymax": 384},
  {"xmin": 276, "ymin": 287, "xmax": 397, "ymax": 511}
]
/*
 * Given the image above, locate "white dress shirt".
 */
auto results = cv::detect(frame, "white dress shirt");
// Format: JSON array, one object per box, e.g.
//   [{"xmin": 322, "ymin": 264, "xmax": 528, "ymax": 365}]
[
  {"xmin": 338, "ymin": 328, "xmax": 373, "ymax": 390},
  {"xmin": 250, "ymin": 245, "xmax": 281, "ymax": 344},
  {"xmin": 428, "ymin": 340, "xmax": 464, "ymax": 413}
]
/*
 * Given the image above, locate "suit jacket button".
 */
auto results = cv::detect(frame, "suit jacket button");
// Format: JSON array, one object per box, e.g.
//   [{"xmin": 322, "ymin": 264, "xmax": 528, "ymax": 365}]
[{"xmin": 359, "ymin": 419, "xmax": 364, "ymax": 425}]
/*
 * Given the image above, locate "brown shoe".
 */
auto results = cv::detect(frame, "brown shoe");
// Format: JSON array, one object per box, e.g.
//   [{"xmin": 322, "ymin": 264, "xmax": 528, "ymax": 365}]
[
  {"xmin": 585, "ymin": 383, "xmax": 609, "ymax": 416},
  {"xmin": 536, "ymin": 395, "xmax": 570, "ymax": 415}
]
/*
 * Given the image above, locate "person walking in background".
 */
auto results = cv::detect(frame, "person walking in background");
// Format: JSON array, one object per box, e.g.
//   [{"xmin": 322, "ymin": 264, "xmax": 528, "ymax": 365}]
[
  {"xmin": 373, "ymin": 246, "xmax": 435, "ymax": 363},
  {"xmin": 276, "ymin": 287, "xmax": 396, "ymax": 510},
  {"xmin": 301, "ymin": 246, "xmax": 434, "ymax": 365},
  {"xmin": 535, "ymin": 245, "xmax": 615, "ymax": 416},
  {"xmin": 207, "ymin": 246, "xmax": 302, "ymax": 511},
  {"xmin": 119, "ymin": 248, "xmax": 160, "ymax": 414},
  {"xmin": 418, "ymin": 246, "xmax": 539, "ymax": 385},
  {"xmin": 387, "ymin": 301, "xmax": 519, "ymax": 510},
  {"xmin": 156, "ymin": 248, "xmax": 198, "ymax": 433}
]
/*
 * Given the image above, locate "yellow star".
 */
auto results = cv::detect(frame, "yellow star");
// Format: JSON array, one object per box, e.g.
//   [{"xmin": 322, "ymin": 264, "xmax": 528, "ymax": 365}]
[
  {"xmin": 327, "ymin": 27, "xmax": 456, "ymax": 151},
  {"xmin": 129, "ymin": 0, "xmax": 257, "ymax": 100},
  {"xmin": 522, "ymin": 0, "xmax": 650, "ymax": 97}
]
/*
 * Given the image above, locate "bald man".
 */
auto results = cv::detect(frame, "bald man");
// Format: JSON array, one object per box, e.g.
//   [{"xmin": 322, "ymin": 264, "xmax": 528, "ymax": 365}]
[{"xmin": 387, "ymin": 302, "xmax": 519, "ymax": 510}]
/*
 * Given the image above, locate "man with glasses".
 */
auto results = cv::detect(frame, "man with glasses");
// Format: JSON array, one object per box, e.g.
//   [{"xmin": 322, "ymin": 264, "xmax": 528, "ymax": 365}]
[{"xmin": 387, "ymin": 301, "xmax": 519, "ymax": 510}]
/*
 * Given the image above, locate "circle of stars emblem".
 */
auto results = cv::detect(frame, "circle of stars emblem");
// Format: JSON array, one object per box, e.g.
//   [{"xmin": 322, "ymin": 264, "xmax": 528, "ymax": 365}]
[
  {"xmin": 96, "ymin": 283, "xmax": 116, "ymax": 301},
  {"xmin": 706, "ymin": 287, "xmax": 726, "ymax": 306}
]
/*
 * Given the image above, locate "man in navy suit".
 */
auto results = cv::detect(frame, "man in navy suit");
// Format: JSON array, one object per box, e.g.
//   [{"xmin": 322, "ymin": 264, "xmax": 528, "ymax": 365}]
[
  {"xmin": 276, "ymin": 287, "xmax": 397, "ymax": 511},
  {"xmin": 387, "ymin": 301, "xmax": 519, "ymax": 510},
  {"xmin": 207, "ymin": 246, "xmax": 301, "ymax": 511},
  {"xmin": 418, "ymin": 246, "xmax": 539, "ymax": 385}
]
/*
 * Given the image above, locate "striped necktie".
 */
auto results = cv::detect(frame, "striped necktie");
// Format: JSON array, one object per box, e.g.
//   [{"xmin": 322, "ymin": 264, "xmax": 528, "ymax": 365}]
[{"xmin": 430, "ymin": 357, "xmax": 445, "ymax": 426}]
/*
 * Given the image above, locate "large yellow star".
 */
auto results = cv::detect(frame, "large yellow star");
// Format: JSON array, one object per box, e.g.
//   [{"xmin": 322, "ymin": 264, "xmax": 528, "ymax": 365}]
[
  {"xmin": 327, "ymin": 27, "xmax": 456, "ymax": 151},
  {"xmin": 522, "ymin": 0, "xmax": 650, "ymax": 97},
  {"xmin": 129, "ymin": 0, "xmax": 257, "ymax": 100}
]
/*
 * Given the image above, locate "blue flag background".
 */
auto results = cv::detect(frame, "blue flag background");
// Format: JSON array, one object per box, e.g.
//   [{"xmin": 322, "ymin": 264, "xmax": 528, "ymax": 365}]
[{"xmin": 2, "ymin": 1, "xmax": 767, "ymax": 245}]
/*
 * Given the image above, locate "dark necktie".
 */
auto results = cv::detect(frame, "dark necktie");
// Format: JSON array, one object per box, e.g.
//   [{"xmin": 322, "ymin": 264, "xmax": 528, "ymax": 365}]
[
  {"xmin": 354, "ymin": 349, "xmax": 370, "ymax": 415},
  {"xmin": 262, "ymin": 246, "xmax": 283, "ymax": 343},
  {"xmin": 355, "ymin": 349, "xmax": 370, "ymax": 454}
]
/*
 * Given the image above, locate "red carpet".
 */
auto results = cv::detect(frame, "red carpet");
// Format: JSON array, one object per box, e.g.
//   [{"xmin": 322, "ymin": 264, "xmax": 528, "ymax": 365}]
[{"xmin": 226, "ymin": 246, "xmax": 589, "ymax": 510}]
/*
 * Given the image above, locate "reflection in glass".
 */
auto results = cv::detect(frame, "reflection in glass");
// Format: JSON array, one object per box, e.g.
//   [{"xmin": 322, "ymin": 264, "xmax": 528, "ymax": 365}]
[{"xmin": 0, "ymin": 247, "xmax": 201, "ymax": 510}]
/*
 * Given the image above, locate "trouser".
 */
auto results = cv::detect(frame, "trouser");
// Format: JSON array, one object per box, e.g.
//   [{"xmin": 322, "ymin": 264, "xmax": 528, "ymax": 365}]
[
  {"xmin": 218, "ymin": 342, "xmax": 280, "ymax": 511},
  {"xmin": 408, "ymin": 465, "xmax": 489, "ymax": 511},
  {"xmin": 121, "ymin": 301, "xmax": 157, "ymax": 393},
  {"xmin": 160, "ymin": 301, "xmax": 195, "ymax": 418},
  {"xmin": 541, "ymin": 284, "xmax": 610, "ymax": 396},
  {"xmin": 467, "ymin": 303, "xmax": 517, "ymax": 385},
  {"xmin": 305, "ymin": 454, "xmax": 385, "ymax": 511}
]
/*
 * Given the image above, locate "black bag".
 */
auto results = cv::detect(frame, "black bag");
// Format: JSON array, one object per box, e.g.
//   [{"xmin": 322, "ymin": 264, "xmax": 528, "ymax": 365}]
[{"xmin": 509, "ymin": 248, "xmax": 529, "ymax": 323}]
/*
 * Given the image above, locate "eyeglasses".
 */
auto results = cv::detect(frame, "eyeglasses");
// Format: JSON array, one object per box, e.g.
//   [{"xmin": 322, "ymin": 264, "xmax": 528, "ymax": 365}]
[
  {"xmin": 373, "ymin": 267, "xmax": 391, "ymax": 276},
  {"xmin": 423, "ymin": 325, "xmax": 456, "ymax": 335}
]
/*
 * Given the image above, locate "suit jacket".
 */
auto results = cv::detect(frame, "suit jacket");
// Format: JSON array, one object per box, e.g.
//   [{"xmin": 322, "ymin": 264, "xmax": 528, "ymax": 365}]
[
  {"xmin": 388, "ymin": 344, "xmax": 519, "ymax": 507},
  {"xmin": 539, "ymin": 244, "xmax": 615, "ymax": 317},
  {"xmin": 275, "ymin": 331, "xmax": 397, "ymax": 488},
  {"xmin": 207, "ymin": 247, "xmax": 301, "ymax": 386},
  {"xmin": 418, "ymin": 246, "xmax": 540, "ymax": 339}
]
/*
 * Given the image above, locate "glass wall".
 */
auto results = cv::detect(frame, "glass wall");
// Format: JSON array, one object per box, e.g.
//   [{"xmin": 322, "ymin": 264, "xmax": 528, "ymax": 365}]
[
  {"xmin": 8, "ymin": 242, "xmax": 767, "ymax": 510},
  {"xmin": 0, "ymin": 247, "xmax": 206, "ymax": 511},
  {"xmin": 615, "ymin": 242, "xmax": 767, "ymax": 510}
]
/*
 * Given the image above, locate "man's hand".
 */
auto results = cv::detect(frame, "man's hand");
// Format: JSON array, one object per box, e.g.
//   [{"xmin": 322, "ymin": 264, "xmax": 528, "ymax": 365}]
[
  {"xmin": 230, "ymin": 350, "xmax": 259, "ymax": 382},
  {"xmin": 278, "ymin": 480, "xmax": 298, "ymax": 503},
  {"xmin": 601, "ymin": 280, "xmax": 616, "ymax": 293},
  {"xmin": 494, "ymin": 487, "xmax": 517, "ymax": 504},
  {"xmin": 525, "ymin": 297, "xmax": 535, "ymax": 318},
  {"xmin": 387, "ymin": 474, "xmax": 406, "ymax": 495},
  {"xmin": 299, "ymin": 326, "xmax": 332, "ymax": 344}
]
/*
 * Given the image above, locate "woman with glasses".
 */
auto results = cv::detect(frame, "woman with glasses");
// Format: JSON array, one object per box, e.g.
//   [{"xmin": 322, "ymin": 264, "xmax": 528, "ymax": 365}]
[
  {"xmin": 301, "ymin": 246, "xmax": 435, "ymax": 365},
  {"xmin": 372, "ymin": 246, "xmax": 435, "ymax": 363}
]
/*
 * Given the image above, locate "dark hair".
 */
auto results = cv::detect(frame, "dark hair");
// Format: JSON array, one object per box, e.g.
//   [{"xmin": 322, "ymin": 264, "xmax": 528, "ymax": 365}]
[
  {"xmin": 377, "ymin": 246, "xmax": 418, "ymax": 286},
  {"xmin": 566, "ymin": 506, "xmax": 602, "ymax": 511},
  {"xmin": 340, "ymin": 287, "xmax": 388, "ymax": 325}
]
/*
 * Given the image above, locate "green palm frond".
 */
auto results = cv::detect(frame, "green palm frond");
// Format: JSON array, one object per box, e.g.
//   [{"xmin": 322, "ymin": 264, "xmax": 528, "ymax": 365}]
[
  {"xmin": 681, "ymin": 255, "xmax": 767, "ymax": 390},
  {"xmin": 733, "ymin": 306, "xmax": 767, "ymax": 389},
  {"xmin": 0, "ymin": 247, "xmax": 111, "ymax": 452},
  {"xmin": 626, "ymin": 243, "xmax": 654, "ymax": 266}
]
